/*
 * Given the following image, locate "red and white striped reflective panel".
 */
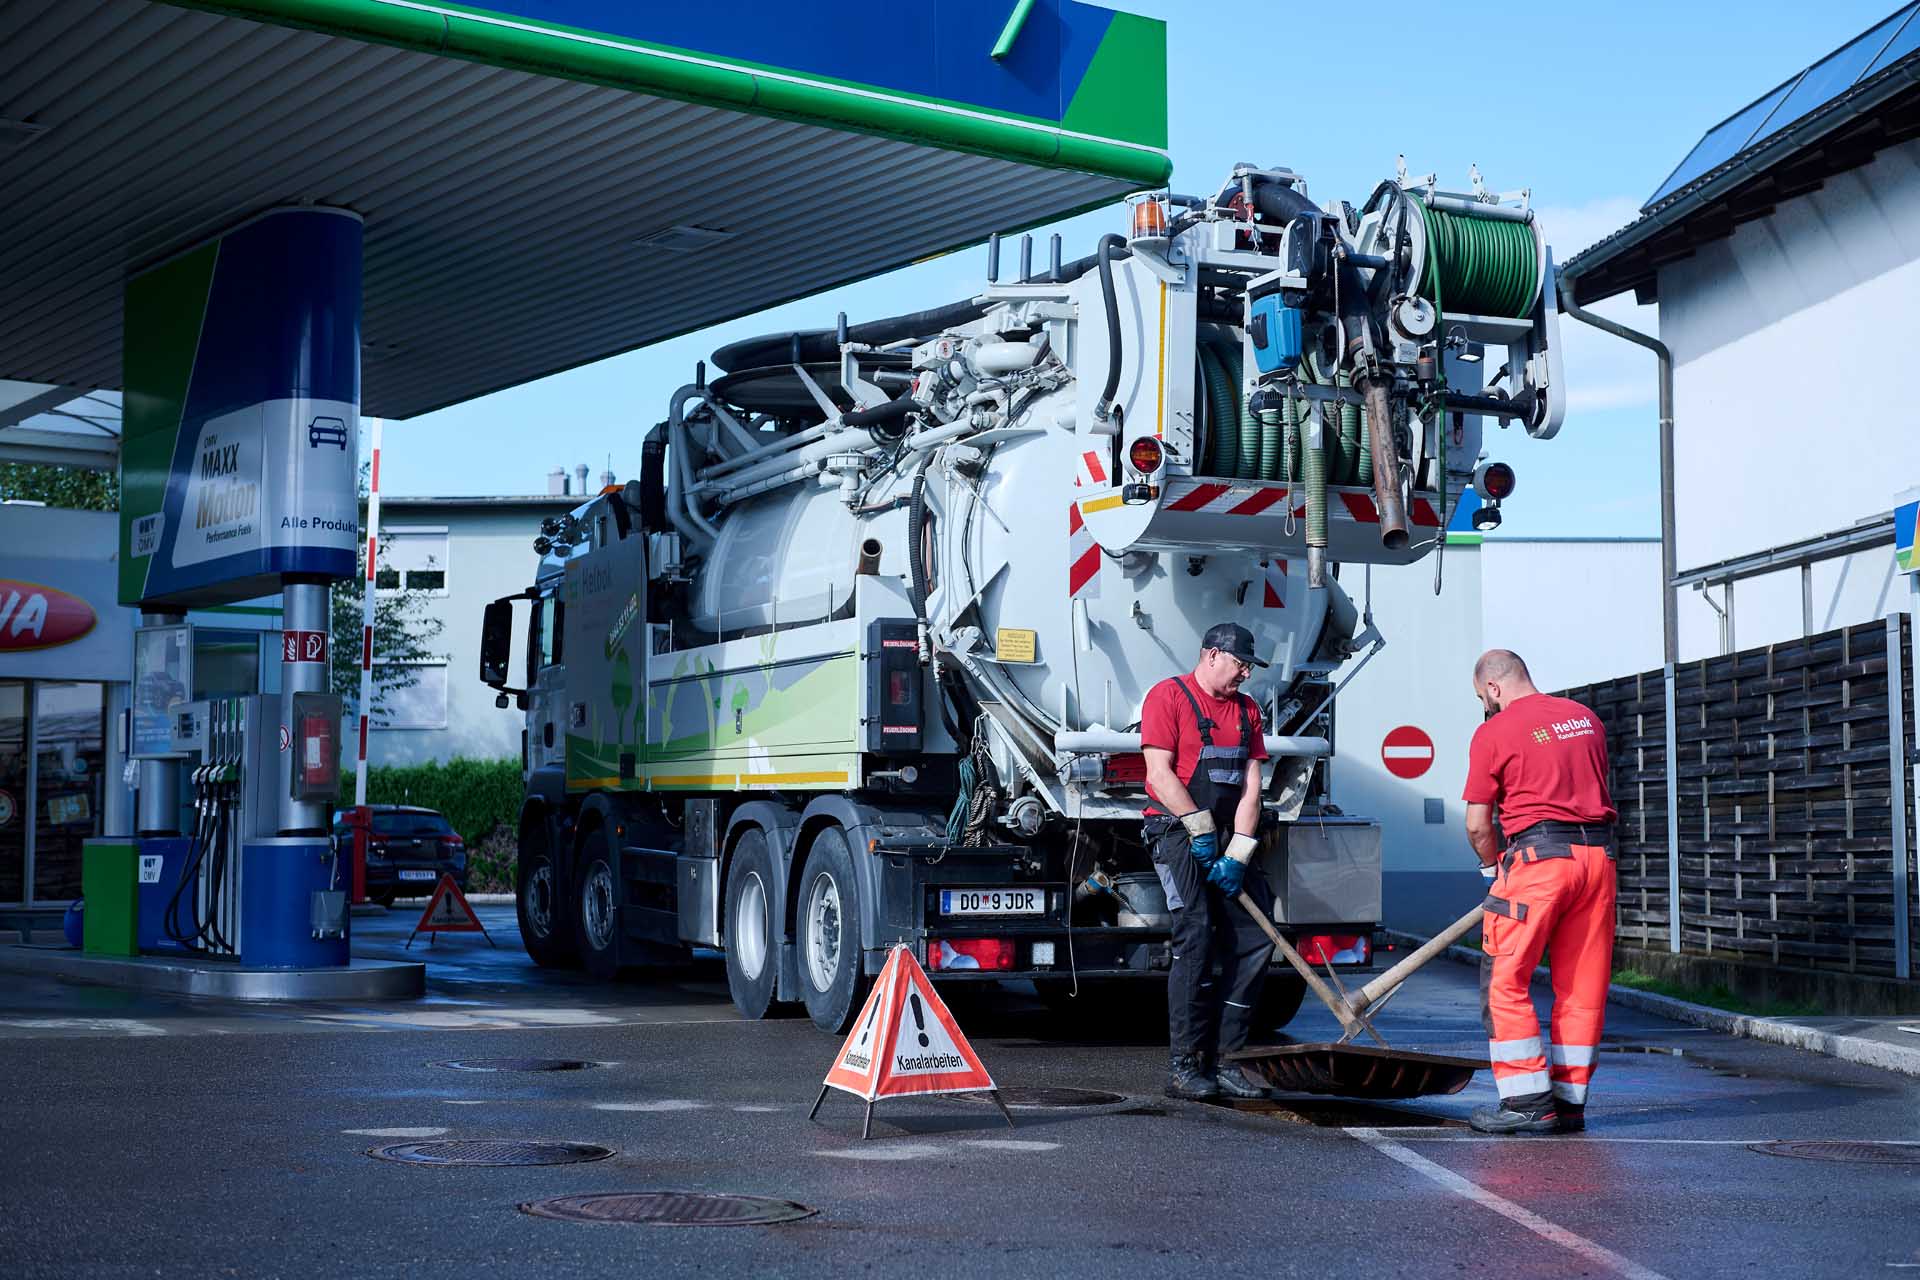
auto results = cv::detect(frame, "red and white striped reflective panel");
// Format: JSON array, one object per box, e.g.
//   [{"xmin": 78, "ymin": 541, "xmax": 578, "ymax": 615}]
[
  {"xmin": 1262, "ymin": 559, "xmax": 1288, "ymax": 609},
  {"xmin": 1068, "ymin": 505, "xmax": 1101, "ymax": 597},
  {"xmin": 1163, "ymin": 481, "xmax": 1445, "ymax": 527}
]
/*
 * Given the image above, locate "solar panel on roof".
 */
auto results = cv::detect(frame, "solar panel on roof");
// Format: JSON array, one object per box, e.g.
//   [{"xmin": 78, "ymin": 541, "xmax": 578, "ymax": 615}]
[{"xmin": 1642, "ymin": 2, "xmax": 1920, "ymax": 210}]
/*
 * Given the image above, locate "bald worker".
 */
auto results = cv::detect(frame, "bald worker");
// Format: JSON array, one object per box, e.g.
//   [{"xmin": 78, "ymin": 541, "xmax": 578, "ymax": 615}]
[{"xmin": 1462, "ymin": 649, "xmax": 1617, "ymax": 1135}]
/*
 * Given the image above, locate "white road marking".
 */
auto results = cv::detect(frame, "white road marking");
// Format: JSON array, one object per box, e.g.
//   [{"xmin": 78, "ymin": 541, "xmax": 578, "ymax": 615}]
[
  {"xmin": 817, "ymin": 1143, "xmax": 946, "ymax": 1161},
  {"xmin": 0, "ymin": 1018, "xmax": 167, "ymax": 1036},
  {"xmin": 343, "ymin": 1127, "xmax": 448, "ymax": 1138},
  {"xmin": 732, "ymin": 1105, "xmax": 784, "ymax": 1113},
  {"xmin": 301, "ymin": 1007, "xmax": 623, "ymax": 1030},
  {"xmin": 1346, "ymin": 1127, "xmax": 1674, "ymax": 1280},
  {"xmin": 594, "ymin": 1100, "xmax": 708, "ymax": 1112},
  {"xmin": 962, "ymin": 1139, "xmax": 1061, "ymax": 1152},
  {"xmin": 442, "ymin": 1100, "xmax": 489, "ymax": 1105}
]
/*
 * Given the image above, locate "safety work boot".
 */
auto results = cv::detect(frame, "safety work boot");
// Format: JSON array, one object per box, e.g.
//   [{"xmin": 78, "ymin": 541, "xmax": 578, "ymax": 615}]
[
  {"xmin": 1556, "ymin": 1104, "xmax": 1586, "ymax": 1133},
  {"xmin": 1208, "ymin": 1057, "xmax": 1271, "ymax": 1101},
  {"xmin": 1469, "ymin": 1095, "xmax": 1569, "ymax": 1136},
  {"xmin": 1164, "ymin": 1051, "xmax": 1221, "ymax": 1101}
]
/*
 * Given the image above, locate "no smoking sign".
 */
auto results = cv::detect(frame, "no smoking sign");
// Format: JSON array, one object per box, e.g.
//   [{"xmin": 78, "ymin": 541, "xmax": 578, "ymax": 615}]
[{"xmin": 1381, "ymin": 725, "xmax": 1434, "ymax": 779}]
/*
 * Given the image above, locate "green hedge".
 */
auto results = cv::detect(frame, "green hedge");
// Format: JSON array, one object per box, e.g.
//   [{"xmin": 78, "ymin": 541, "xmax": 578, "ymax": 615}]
[{"xmin": 338, "ymin": 757, "xmax": 522, "ymax": 845}]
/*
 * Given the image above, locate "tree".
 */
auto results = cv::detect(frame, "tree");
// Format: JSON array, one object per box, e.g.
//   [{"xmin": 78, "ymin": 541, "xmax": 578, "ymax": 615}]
[
  {"xmin": 0, "ymin": 463, "xmax": 117, "ymax": 510},
  {"xmin": 330, "ymin": 461, "xmax": 444, "ymax": 719}
]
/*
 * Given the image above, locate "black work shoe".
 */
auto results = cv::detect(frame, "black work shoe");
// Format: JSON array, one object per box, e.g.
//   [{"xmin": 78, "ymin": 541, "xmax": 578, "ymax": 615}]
[
  {"xmin": 1212, "ymin": 1064, "xmax": 1271, "ymax": 1100},
  {"xmin": 1165, "ymin": 1052, "xmax": 1221, "ymax": 1101},
  {"xmin": 1556, "ymin": 1104, "xmax": 1586, "ymax": 1133},
  {"xmin": 1469, "ymin": 1100, "xmax": 1567, "ymax": 1135}
]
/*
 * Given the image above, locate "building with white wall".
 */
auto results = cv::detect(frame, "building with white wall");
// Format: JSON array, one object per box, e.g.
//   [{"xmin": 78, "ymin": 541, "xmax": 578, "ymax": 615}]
[{"xmin": 1563, "ymin": 8, "xmax": 1920, "ymax": 660}]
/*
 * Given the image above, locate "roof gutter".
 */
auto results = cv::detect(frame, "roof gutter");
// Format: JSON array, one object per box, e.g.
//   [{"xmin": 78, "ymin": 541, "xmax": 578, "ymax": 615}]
[
  {"xmin": 1562, "ymin": 53, "xmax": 1920, "ymax": 302},
  {"xmin": 1554, "ymin": 279, "xmax": 1677, "ymax": 667}
]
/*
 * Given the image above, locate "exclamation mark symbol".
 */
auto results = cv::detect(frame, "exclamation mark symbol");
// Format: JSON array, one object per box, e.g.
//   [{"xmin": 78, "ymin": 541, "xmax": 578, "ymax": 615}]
[{"xmin": 909, "ymin": 992, "xmax": 929, "ymax": 1047}]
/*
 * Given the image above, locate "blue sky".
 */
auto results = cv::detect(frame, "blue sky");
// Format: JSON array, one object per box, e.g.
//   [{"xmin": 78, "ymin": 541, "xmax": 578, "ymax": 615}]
[{"xmin": 380, "ymin": 0, "xmax": 1902, "ymax": 536}]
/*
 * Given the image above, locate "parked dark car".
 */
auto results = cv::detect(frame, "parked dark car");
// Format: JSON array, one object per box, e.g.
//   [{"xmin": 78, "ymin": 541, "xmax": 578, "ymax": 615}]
[{"xmin": 331, "ymin": 805, "xmax": 467, "ymax": 907}]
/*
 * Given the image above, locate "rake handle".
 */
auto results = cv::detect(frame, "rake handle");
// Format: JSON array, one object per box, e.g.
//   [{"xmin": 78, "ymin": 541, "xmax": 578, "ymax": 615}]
[
  {"xmin": 1235, "ymin": 891, "xmax": 1367, "ymax": 1038},
  {"xmin": 1350, "ymin": 904, "xmax": 1484, "ymax": 1014}
]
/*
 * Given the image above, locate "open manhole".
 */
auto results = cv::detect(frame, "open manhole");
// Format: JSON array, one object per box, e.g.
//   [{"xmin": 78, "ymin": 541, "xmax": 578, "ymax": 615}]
[
  {"xmin": 958, "ymin": 1086, "xmax": 1126, "ymax": 1109},
  {"xmin": 435, "ymin": 1058, "xmax": 598, "ymax": 1072},
  {"xmin": 368, "ymin": 1139, "xmax": 615, "ymax": 1167},
  {"xmin": 520, "ymin": 1192, "xmax": 817, "ymax": 1226},
  {"xmin": 1748, "ymin": 1141, "xmax": 1920, "ymax": 1165}
]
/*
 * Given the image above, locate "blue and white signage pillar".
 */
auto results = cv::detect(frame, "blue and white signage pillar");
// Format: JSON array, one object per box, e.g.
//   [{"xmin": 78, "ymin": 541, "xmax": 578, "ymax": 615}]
[{"xmin": 120, "ymin": 207, "xmax": 362, "ymax": 968}]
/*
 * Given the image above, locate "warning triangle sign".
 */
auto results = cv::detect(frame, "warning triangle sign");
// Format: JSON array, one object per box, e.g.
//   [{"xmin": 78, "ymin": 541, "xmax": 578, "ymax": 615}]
[
  {"xmin": 405, "ymin": 874, "xmax": 495, "ymax": 950},
  {"xmin": 819, "ymin": 945, "xmax": 995, "ymax": 1102}
]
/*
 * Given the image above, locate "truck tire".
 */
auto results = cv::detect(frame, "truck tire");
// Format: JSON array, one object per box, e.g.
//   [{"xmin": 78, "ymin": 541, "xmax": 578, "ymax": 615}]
[
  {"xmin": 796, "ymin": 826, "xmax": 868, "ymax": 1034},
  {"xmin": 516, "ymin": 826, "xmax": 577, "ymax": 969},
  {"xmin": 1253, "ymin": 973, "xmax": 1308, "ymax": 1032},
  {"xmin": 723, "ymin": 830, "xmax": 778, "ymax": 1019},
  {"xmin": 574, "ymin": 830, "xmax": 622, "ymax": 981}
]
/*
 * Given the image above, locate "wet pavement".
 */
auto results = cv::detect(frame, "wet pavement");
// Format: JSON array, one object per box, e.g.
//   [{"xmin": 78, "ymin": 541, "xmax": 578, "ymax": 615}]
[{"xmin": 1, "ymin": 908, "xmax": 1915, "ymax": 1278}]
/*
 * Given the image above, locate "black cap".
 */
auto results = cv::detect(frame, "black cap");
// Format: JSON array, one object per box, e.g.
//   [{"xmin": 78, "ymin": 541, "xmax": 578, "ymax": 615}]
[{"xmin": 1201, "ymin": 622, "xmax": 1269, "ymax": 668}]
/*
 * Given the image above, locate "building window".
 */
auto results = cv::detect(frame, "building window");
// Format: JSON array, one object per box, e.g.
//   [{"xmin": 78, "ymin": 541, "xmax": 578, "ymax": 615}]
[
  {"xmin": 373, "ymin": 663, "xmax": 449, "ymax": 731},
  {"xmin": 377, "ymin": 528, "xmax": 450, "ymax": 595}
]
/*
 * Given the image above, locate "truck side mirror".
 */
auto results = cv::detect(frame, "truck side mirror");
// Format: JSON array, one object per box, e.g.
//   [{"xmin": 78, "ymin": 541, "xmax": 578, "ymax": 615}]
[{"xmin": 480, "ymin": 599, "xmax": 514, "ymax": 686}]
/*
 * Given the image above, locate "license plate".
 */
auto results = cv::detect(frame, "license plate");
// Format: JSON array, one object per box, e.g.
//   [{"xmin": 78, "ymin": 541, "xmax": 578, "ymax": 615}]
[
  {"xmin": 398, "ymin": 870, "xmax": 436, "ymax": 882},
  {"xmin": 939, "ymin": 888, "xmax": 1043, "ymax": 916}
]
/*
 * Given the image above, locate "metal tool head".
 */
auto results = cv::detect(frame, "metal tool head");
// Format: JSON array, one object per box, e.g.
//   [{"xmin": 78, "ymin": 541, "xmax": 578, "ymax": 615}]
[{"xmin": 1226, "ymin": 1043, "xmax": 1485, "ymax": 1100}]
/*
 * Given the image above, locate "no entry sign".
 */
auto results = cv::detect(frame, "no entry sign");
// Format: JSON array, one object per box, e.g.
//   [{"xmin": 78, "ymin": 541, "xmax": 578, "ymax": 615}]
[{"xmin": 1382, "ymin": 725, "xmax": 1435, "ymax": 779}]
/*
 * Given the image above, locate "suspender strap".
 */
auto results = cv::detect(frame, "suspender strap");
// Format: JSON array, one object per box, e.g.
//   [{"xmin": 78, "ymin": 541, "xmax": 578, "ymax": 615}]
[{"xmin": 1169, "ymin": 676, "xmax": 1215, "ymax": 747}]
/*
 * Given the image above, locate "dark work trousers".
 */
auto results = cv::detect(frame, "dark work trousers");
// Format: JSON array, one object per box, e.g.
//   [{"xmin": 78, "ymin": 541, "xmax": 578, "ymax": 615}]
[{"xmin": 1150, "ymin": 823, "xmax": 1276, "ymax": 1058}]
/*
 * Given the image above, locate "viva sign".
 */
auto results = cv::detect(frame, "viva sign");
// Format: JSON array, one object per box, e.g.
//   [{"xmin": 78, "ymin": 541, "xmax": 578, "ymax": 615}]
[
  {"xmin": 119, "ymin": 207, "xmax": 363, "ymax": 608},
  {"xmin": 0, "ymin": 580, "xmax": 96, "ymax": 651}
]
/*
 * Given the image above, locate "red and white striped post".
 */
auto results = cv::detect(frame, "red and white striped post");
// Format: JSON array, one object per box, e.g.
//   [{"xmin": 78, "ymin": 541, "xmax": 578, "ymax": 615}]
[{"xmin": 351, "ymin": 415, "xmax": 384, "ymax": 903}]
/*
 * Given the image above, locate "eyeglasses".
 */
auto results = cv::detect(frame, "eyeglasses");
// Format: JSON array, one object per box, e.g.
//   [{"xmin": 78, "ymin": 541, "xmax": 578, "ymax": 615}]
[{"xmin": 1212, "ymin": 648, "xmax": 1253, "ymax": 676}]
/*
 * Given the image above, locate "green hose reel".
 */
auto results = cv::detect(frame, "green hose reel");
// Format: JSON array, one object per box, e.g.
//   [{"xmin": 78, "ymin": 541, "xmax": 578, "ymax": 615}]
[{"xmin": 1415, "ymin": 203, "xmax": 1544, "ymax": 320}]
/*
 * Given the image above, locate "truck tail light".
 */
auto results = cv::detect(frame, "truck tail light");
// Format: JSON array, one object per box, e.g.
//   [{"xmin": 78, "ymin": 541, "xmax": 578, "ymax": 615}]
[
  {"xmin": 931, "ymin": 939, "xmax": 1014, "ymax": 971},
  {"xmin": 1127, "ymin": 436, "xmax": 1164, "ymax": 475},
  {"xmin": 1297, "ymin": 934, "xmax": 1369, "ymax": 966}
]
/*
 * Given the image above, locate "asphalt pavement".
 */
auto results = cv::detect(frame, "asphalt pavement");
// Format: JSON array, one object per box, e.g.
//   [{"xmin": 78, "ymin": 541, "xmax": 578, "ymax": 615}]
[{"xmin": 1, "ymin": 906, "xmax": 1915, "ymax": 1279}]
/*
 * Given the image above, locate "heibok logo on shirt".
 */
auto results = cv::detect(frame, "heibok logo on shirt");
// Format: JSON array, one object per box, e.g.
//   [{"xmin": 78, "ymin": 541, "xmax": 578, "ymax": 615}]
[{"xmin": 0, "ymin": 580, "xmax": 97, "ymax": 651}]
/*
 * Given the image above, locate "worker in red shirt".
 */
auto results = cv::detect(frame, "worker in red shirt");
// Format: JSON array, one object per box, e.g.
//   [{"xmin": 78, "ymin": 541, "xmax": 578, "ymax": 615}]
[
  {"xmin": 1141, "ymin": 622, "xmax": 1275, "ymax": 1102},
  {"xmin": 1462, "ymin": 649, "xmax": 1618, "ymax": 1135}
]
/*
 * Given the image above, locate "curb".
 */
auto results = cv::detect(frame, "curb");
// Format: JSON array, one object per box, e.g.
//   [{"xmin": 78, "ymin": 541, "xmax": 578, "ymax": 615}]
[{"xmin": 1380, "ymin": 929, "xmax": 1920, "ymax": 1081}]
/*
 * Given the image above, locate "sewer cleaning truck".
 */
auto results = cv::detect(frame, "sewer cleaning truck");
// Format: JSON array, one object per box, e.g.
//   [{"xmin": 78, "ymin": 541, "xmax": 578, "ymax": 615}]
[{"xmin": 478, "ymin": 160, "xmax": 1565, "ymax": 1033}]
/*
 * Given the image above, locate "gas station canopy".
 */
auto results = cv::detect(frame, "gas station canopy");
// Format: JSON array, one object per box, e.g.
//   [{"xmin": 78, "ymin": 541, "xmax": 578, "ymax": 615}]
[{"xmin": 0, "ymin": 0, "xmax": 1170, "ymax": 421}]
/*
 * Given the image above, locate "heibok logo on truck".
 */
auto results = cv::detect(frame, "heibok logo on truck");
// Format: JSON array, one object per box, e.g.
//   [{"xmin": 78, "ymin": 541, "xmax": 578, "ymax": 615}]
[{"xmin": 0, "ymin": 580, "xmax": 96, "ymax": 651}]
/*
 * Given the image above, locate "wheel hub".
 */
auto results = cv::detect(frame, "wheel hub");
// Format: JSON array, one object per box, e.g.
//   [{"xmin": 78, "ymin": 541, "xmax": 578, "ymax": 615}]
[
  {"xmin": 526, "ymin": 862, "xmax": 554, "ymax": 939},
  {"xmin": 804, "ymin": 870, "xmax": 842, "ymax": 993},
  {"xmin": 733, "ymin": 872, "xmax": 768, "ymax": 981},
  {"xmin": 582, "ymin": 861, "xmax": 616, "ymax": 951}
]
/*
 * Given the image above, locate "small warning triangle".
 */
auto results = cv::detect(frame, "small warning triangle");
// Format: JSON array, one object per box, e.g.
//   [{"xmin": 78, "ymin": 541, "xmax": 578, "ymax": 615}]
[
  {"xmin": 405, "ymin": 874, "xmax": 495, "ymax": 949},
  {"xmin": 811, "ymin": 945, "xmax": 1011, "ymax": 1137}
]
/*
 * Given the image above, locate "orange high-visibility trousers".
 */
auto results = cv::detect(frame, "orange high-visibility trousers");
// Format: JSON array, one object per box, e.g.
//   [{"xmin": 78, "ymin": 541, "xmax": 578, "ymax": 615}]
[{"xmin": 1479, "ymin": 838, "xmax": 1617, "ymax": 1106}]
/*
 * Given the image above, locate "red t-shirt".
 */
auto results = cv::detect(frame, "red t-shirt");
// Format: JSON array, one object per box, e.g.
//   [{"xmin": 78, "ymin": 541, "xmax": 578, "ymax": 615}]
[
  {"xmin": 1462, "ymin": 692, "xmax": 1616, "ymax": 834},
  {"xmin": 1140, "ymin": 675, "xmax": 1267, "ymax": 815}
]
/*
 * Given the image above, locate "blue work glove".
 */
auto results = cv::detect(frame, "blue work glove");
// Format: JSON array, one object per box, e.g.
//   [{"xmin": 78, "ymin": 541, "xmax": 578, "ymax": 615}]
[
  {"xmin": 1206, "ymin": 854, "xmax": 1246, "ymax": 895},
  {"xmin": 1177, "ymin": 811, "xmax": 1218, "ymax": 863},
  {"xmin": 1208, "ymin": 832, "xmax": 1259, "ymax": 896}
]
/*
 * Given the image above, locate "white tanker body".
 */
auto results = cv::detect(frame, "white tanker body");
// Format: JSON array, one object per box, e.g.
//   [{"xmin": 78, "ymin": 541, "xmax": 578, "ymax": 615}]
[{"xmin": 481, "ymin": 162, "xmax": 1567, "ymax": 1033}]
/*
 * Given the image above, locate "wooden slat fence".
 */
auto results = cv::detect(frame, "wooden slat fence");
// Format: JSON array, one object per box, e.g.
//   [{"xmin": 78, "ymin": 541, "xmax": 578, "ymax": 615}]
[{"xmin": 1560, "ymin": 616, "xmax": 1916, "ymax": 979}]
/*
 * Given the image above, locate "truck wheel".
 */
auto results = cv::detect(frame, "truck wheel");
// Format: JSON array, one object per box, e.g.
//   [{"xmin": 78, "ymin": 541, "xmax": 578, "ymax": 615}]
[
  {"xmin": 797, "ymin": 826, "xmax": 868, "ymax": 1034},
  {"xmin": 723, "ymin": 829, "xmax": 778, "ymax": 1019},
  {"xmin": 517, "ymin": 827, "xmax": 577, "ymax": 969},
  {"xmin": 574, "ymin": 830, "xmax": 622, "ymax": 981},
  {"xmin": 1253, "ymin": 973, "xmax": 1308, "ymax": 1032}
]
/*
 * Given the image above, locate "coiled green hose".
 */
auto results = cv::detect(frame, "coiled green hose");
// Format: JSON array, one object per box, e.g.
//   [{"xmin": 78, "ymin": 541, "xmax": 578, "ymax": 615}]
[
  {"xmin": 1418, "ymin": 204, "xmax": 1540, "ymax": 319},
  {"xmin": 1335, "ymin": 370, "xmax": 1361, "ymax": 485},
  {"xmin": 1197, "ymin": 344, "xmax": 1237, "ymax": 476}
]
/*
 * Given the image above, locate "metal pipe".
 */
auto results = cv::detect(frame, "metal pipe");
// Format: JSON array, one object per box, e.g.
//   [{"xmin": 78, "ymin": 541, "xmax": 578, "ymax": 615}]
[
  {"xmin": 856, "ymin": 538, "xmax": 882, "ymax": 577},
  {"xmin": 700, "ymin": 426, "xmax": 876, "ymax": 504},
  {"xmin": 1362, "ymin": 380, "xmax": 1407, "ymax": 551},
  {"xmin": 1054, "ymin": 729, "xmax": 1331, "ymax": 758},
  {"xmin": 1557, "ymin": 281, "xmax": 1676, "ymax": 665},
  {"xmin": 1422, "ymin": 194, "xmax": 1533, "ymax": 223},
  {"xmin": 667, "ymin": 412, "xmax": 721, "ymax": 548},
  {"xmin": 280, "ymin": 580, "xmax": 329, "ymax": 835},
  {"xmin": 1663, "ymin": 664, "xmax": 1681, "ymax": 954}
]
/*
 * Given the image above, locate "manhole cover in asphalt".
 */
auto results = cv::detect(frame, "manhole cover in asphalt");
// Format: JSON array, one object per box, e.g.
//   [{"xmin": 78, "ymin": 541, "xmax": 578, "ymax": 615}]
[
  {"xmin": 958, "ymin": 1086, "xmax": 1126, "ymax": 1109},
  {"xmin": 1748, "ymin": 1141, "xmax": 1920, "ymax": 1165},
  {"xmin": 369, "ymin": 1139, "xmax": 615, "ymax": 1167},
  {"xmin": 520, "ymin": 1192, "xmax": 818, "ymax": 1226},
  {"xmin": 435, "ymin": 1058, "xmax": 597, "ymax": 1072}
]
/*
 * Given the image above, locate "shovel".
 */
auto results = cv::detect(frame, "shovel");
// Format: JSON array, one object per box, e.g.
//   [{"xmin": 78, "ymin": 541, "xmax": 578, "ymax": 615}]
[{"xmin": 1226, "ymin": 894, "xmax": 1488, "ymax": 1100}]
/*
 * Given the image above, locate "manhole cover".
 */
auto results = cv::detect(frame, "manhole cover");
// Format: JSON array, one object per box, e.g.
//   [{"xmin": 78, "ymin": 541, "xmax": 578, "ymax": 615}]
[
  {"xmin": 520, "ymin": 1192, "xmax": 818, "ymax": 1226},
  {"xmin": 435, "ymin": 1058, "xmax": 597, "ymax": 1072},
  {"xmin": 1748, "ymin": 1141, "xmax": 1920, "ymax": 1165},
  {"xmin": 368, "ymin": 1139, "xmax": 615, "ymax": 1167},
  {"xmin": 959, "ymin": 1086, "xmax": 1126, "ymax": 1109}
]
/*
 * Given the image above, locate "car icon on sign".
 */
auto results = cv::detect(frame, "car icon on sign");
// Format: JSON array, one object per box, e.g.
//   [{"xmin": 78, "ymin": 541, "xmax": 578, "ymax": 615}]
[{"xmin": 308, "ymin": 416, "xmax": 350, "ymax": 450}]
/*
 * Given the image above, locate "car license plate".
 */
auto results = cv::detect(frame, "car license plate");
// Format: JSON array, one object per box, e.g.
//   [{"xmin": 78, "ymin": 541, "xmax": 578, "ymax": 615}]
[
  {"xmin": 398, "ymin": 870, "xmax": 436, "ymax": 882},
  {"xmin": 939, "ymin": 888, "xmax": 1042, "ymax": 916}
]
